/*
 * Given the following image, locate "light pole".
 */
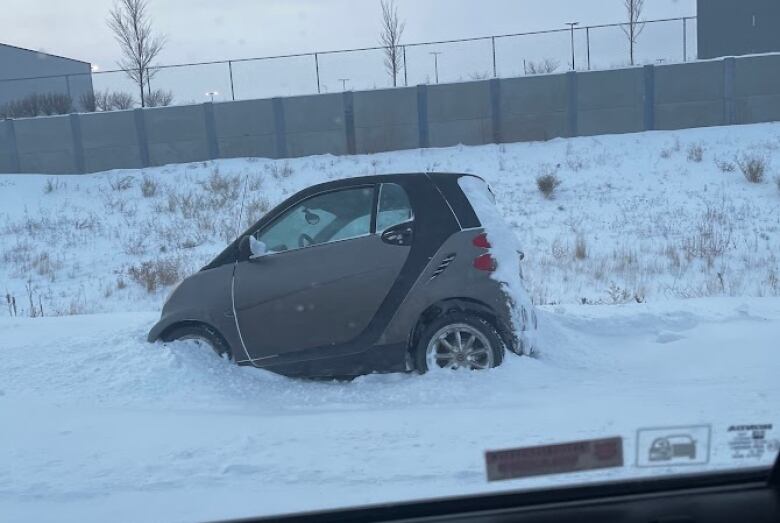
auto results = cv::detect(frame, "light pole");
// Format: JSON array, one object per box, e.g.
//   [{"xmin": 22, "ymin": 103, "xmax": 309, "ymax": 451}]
[
  {"xmin": 566, "ymin": 22, "xmax": 579, "ymax": 71},
  {"xmin": 429, "ymin": 51, "xmax": 443, "ymax": 84},
  {"xmin": 205, "ymin": 91, "xmax": 219, "ymax": 103},
  {"xmin": 338, "ymin": 78, "xmax": 350, "ymax": 91}
]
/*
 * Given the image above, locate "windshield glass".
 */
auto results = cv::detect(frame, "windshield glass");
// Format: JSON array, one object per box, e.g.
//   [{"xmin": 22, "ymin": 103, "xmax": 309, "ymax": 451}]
[{"xmin": 1, "ymin": 0, "xmax": 778, "ymax": 522}]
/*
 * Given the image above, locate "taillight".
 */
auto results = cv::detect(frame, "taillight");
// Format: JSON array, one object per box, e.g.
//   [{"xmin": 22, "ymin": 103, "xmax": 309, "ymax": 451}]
[
  {"xmin": 472, "ymin": 233, "xmax": 492, "ymax": 249},
  {"xmin": 473, "ymin": 253, "xmax": 497, "ymax": 271}
]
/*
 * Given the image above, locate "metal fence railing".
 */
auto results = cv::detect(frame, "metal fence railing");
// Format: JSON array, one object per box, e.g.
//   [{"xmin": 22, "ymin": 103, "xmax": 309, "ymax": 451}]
[{"xmin": 1, "ymin": 16, "xmax": 696, "ymax": 112}]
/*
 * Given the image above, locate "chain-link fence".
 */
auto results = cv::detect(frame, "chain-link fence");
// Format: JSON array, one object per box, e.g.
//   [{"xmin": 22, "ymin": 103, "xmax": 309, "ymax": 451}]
[{"xmin": 1, "ymin": 16, "xmax": 696, "ymax": 113}]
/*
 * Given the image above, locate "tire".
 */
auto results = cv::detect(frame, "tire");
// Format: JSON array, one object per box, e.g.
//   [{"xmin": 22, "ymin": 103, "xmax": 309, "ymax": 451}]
[
  {"xmin": 162, "ymin": 323, "xmax": 232, "ymax": 360},
  {"xmin": 414, "ymin": 312, "xmax": 504, "ymax": 373}
]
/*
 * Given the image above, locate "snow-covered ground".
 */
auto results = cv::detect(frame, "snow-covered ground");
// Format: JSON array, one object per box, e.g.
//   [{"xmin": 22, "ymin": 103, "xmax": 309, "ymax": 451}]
[{"xmin": 1, "ymin": 123, "xmax": 779, "ymax": 521}]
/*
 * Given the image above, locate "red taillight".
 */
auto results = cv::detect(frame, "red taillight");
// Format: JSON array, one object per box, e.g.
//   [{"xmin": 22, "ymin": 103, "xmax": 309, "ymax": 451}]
[
  {"xmin": 472, "ymin": 233, "xmax": 492, "ymax": 249},
  {"xmin": 473, "ymin": 253, "xmax": 497, "ymax": 271}
]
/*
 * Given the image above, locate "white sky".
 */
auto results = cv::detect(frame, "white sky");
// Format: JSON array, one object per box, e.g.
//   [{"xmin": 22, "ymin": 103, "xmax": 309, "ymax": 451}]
[{"xmin": 4, "ymin": 0, "xmax": 697, "ymax": 101}]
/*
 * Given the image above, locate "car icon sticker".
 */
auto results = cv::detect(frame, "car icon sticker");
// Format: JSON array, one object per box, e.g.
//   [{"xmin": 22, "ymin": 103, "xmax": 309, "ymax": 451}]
[{"xmin": 636, "ymin": 425, "xmax": 711, "ymax": 468}]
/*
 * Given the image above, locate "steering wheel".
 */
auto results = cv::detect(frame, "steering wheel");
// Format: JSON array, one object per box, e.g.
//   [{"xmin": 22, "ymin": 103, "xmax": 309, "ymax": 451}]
[{"xmin": 298, "ymin": 233, "xmax": 314, "ymax": 248}]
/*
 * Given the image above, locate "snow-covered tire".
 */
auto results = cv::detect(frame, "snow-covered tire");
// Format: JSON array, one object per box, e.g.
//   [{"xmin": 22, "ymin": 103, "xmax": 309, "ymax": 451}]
[
  {"xmin": 162, "ymin": 324, "xmax": 232, "ymax": 360},
  {"xmin": 414, "ymin": 312, "xmax": 504, "ymax": 373}
]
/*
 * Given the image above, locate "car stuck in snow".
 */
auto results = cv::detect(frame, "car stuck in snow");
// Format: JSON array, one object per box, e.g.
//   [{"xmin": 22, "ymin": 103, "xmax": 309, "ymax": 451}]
[{"xmin": 148, "ymin": 172, "xmax": 536, "ymax": 378}]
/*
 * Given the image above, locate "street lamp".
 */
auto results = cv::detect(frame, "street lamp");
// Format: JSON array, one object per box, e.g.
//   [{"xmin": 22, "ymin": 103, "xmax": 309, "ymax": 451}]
[
  {"xmin": 429, "ymin": 51, "xmax": 443, "ymax": 84},
  {"xmin": 338, "ymin": 78, "xmax": 350, "ymax": 91},
  {"xmin": 205, "ymin": 91, "xmax": 219, "ymax": 102},
  {"xmin": 566, "ymin": 22, "xmax": 579, "ymax": 70}
]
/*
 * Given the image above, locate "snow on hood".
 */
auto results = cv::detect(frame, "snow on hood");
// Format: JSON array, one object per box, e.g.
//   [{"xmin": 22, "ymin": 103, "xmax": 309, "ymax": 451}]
[{"xmin": 458, "ymin": 175, "xmax": 536, "ymax": 339}]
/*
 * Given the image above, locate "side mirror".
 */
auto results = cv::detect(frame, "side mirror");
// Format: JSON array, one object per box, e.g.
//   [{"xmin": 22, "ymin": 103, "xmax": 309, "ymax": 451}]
[
  {"xmin": 249, "ymin": 236, "xmax": 268, "ymax": 259},
  {"xmin": 238, "ymin": 235, "xmax": 252, "ymax": 261},
  {"xmin": 238, "ymin": 236, "xmax": 269, "ymax": 262}
]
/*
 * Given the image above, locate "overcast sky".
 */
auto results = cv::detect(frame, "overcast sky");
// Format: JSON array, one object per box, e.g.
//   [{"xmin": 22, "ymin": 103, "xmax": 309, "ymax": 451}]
[{"xmin": 5, "ymin": 0, "xmax": 697, "ymax": 101}]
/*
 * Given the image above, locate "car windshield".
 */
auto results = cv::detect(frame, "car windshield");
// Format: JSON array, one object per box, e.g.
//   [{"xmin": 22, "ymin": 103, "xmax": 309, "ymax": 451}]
[{"xmin": 1, "ymin": 1, "xmax": 779, "ymax": 522}]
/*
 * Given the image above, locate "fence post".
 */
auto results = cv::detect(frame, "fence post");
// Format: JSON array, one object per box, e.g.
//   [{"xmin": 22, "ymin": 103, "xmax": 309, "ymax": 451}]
[
  {"xmin": 586, "ymin": 27, "xmax": 591, "ymax": 70},
  {"xmin": 489, "ymin": 78, "xmax": 501, "ymax": 144},
  {"xmin": 343, "ymin": 91, "xmax": 356, "ymax": 155},
  {"xmin": 416, "ymin": 84, "xmax": 429, "ymax": 148},
  {"xmin": 65, "ymin": 75, "xmax": 73, "ymax": 100},
  {"xmin": 133, "ymin": 108, "xmax": 150, "ymax": 167},
  {"xmin": 203, "ymin": 102, "xmax": 219, "ymax": 160},
  {"xmin": 69, "ymin": 113, "xmax": 85, "ymax": 174},
  {"xmin": 403, "ymin": 46, "xmax": 408, "ymax": 86},
  {"xmin": 272, "ymin": 97, "xmax": 288, "ymax": 159},
  {"xmin": 566, "ymin": 71, "xmax": 578, "ymax": 138},
  {"xmin": 314, "ymin": 53, "xmax": 321, "ymax": 94},
  {"xmin": 643, "ymin": 65, "xmax": 655, "ymax": 131},
  {"xmin": 228, "ymin": 60, "xmax": 236, "ymax": 101},
  {"xmin": 491, "ymin": 36, "xmax": 497, "ymax": 78},
  {"xmin": 4, "ymin": 119, "xmax": 21, "ymax": 173},
  {"xmin": 723, "ymin": 57, "xmax": 736, "ymax": 125}
]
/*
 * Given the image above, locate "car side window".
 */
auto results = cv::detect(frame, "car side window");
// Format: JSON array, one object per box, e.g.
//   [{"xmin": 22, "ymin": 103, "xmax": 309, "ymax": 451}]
[
  {"xmin": 256, "ymin": 187, "xmax": 374, "ymax": 252},
  {"xmin": 376, "ymin": 183, "xmax": 413, "ymax": 232}
]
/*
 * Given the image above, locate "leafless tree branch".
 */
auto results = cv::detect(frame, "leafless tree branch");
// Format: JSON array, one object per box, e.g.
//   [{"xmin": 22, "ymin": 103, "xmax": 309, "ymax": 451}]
[
  {"xmin": 621, "ymin": 0, "xmax": 646, "ymax": 65},
  {"xmin": 380, "ymin": 0, "xmax": 405, "ymax": 87},
  {"xmin": 108, "ymin": 0, "xmax": 166, "ymax": 107}
]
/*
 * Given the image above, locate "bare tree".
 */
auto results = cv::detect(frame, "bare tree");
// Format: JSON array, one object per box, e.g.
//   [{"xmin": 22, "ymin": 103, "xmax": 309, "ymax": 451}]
[
  {"xmin": 108, "ymin": 0, "xmax": 166, "ymax": 107},
  {"xmin": 109, "ymin": 91, "xmax": 137, "ymax": 110},
  {"xmin": 380, "ymin": 0, "xmax": 405, "ymax": 87},
  {"xmin": 525, "ymin": 58, "xmax": 561, "ymax": 75},
  {"xmin": 146, "ymin": 89, "xmax": 174, "ymax": 107},
  {"xmin": 621, "ymin": 0, "xmax": 646, "ymax": 66}
]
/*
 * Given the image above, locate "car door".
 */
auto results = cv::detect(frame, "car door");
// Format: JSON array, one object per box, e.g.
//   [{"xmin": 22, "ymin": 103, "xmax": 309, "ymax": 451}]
[{"xmin": 232, "ymin": 183, "xmax": 415, "ymax": 364}]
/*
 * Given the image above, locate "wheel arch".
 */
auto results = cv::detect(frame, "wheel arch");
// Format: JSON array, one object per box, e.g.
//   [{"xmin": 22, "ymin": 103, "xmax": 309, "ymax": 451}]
[
  {"xmin": 157, "ymin": 320, "xmax": 231, "ymax": 352},
  {"xmin": 407, "ymin": 297, "xmax": 513, "ymax": 357}
]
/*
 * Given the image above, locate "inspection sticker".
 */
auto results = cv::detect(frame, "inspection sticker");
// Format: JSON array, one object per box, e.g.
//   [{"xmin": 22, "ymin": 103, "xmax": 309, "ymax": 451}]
[
  {"xmin": 727, "ymin": 423, "xmax": 779, "ymax": 460},
  {"xmin": 485, "ymin": 436, "xmax": 623, "ymax": 482},
  {"xmin": 635, "ymin": 425, "xmax": 711, "ymax": 468}
]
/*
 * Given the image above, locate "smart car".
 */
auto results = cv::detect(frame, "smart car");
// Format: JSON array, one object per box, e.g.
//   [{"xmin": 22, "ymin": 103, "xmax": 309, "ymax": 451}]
[{"xmin": 147, "ymin": 172, "xmax": 537, "ymax": 378}]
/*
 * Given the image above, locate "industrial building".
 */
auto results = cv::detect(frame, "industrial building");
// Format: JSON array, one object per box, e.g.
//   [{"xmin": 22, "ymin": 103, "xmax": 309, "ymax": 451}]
[
  {"xmin": 0, "ymin": 42, "xmax": 93, "ymax": 113},
  {"xmin": 698, "ymin": 0, "xmax": 780, "ymax": 59}
]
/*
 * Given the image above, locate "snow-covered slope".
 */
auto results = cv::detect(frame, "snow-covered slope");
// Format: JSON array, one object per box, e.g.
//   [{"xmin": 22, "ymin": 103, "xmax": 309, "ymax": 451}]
[
  {"xmin": 1, "ymin": 123, "xmax": 779, "ymax": 522},
  {"xmin": 1, "ymin": 123, "xmax": 779, "ymax": 315}
]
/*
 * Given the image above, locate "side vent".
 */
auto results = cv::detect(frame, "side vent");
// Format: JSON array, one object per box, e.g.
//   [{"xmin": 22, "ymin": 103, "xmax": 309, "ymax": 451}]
[{"xmin": 429, "ymin": 254, "xmax": 456, "ymax": 281}]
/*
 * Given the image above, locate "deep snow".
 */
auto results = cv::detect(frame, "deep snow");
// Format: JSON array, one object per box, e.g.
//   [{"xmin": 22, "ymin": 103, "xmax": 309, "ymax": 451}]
[
  {"xmin": 1, "ymin": 123, "xmax": 780, "ymax": 521},
  {"xmin": 1, "ymin": 299, "xmax": 778, "ymax": 522}
]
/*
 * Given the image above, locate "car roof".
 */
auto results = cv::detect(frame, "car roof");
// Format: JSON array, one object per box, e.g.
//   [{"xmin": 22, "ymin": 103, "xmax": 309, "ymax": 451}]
[{"xmin": 300, "ymin": 172, "xmax": 481, "ymax": 193}]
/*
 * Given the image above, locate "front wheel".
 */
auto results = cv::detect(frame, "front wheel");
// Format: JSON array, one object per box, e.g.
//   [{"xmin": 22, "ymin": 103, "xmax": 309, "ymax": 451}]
[
  {"xmin": 162, "ymin": 324, "xmax": 233, "ymax": 360},
  {"xmin": 414, "ymin": 313, "xmax": 504, "ymax": 373}
]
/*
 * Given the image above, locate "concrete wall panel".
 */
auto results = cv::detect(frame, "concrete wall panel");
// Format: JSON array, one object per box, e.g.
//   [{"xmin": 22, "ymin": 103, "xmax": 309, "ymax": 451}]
[
  {"xmin": 213, "ymin": 99, "xmax": 277, "ymax": 159},
  {"xmin": 354, "ymin": 88, "xmax": 418, "ymax": 153},
  {"xmin": 80, "ymin": 110, "xmax": 142, "ymax": 172},
  {"xmin": 13, "ymin": 115, "xmax": 76, "ymax": 173},
  {"xmin": 499, "ymin": 74, "xmax": 568, "ymax": 142},
  {"xmin": 144, "ymin": 104, "xmax": 210, "ymax": 166}
]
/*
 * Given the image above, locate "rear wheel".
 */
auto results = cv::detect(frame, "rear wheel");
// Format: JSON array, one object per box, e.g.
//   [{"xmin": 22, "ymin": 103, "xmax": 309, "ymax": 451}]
[
  {"xmin": 414, "ymin": 312, "xmax": 504, "ymax": 373},
  {"xmin": 162, "ymin": 324, "xmax": 232, "ymax": 360}
]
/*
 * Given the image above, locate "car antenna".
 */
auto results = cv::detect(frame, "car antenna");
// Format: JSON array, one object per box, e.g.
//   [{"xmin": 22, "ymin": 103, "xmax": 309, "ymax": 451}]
[{"xmin": 235, "ymin": 173, "xmax": 251, "ymax": 240}]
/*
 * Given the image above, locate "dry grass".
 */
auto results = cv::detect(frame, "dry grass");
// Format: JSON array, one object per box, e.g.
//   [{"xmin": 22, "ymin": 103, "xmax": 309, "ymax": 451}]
[
  {"xmin": 536, "ymin": 165, "xmax": 561, "ymax": 199},
  {"xmin": 686, "ymin": 143, "xmax": 704, "ymax": 163},
  {"xmin": 140, "ymin": 176, "xmax": 158, "ymax": 198},
  {"xmin": 127, "ymin": 258, "xmax": 184, "ymax": 293},
  {"xmin": 736, "ymin": 153, "xmax": 768, "ymax": 183}
]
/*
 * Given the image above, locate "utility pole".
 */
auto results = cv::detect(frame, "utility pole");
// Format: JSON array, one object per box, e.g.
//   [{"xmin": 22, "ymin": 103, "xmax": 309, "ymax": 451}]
[
  {"xmin": 429, "ymin": 51, "xmax": 443, "ymax": 84},
  {"xmin": 566, "ymin": 22, "xmax": 579, "ymax": 70}
]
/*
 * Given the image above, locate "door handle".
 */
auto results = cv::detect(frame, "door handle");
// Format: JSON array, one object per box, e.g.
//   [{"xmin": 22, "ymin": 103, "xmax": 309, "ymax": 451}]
[{"xmin": 381, "ymin": 223, "xmax": 414, "ymax": 246}]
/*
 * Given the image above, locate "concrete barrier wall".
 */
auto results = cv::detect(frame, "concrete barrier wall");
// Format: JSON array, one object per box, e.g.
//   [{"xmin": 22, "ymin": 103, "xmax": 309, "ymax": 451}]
[
  {"xmin": 3, "ymin": 54, "xmax": 780, "ymax": 175},
  {"xmin": 81, "ymin": 110, "xmax": 143, "ymax": 172},
  {"xmin": 655, "ymin": 61, "xmax": 726, "ymax": 130},
  {"xmin": 14, "ymin": 114, "xmax": 76, "ymax": 174}
]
